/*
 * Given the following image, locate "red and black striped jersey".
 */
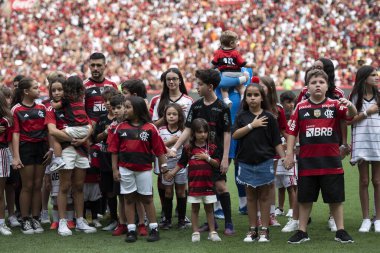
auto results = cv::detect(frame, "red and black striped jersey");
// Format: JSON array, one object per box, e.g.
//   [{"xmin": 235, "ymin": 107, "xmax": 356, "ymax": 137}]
[
  {"xmin": 12, "ymin": 103, "xmax": 47, "ymax": 142},
  {"xmin": 211, "ymin": 48, "xmax": 246, "ymax": 72},
  {"xmin": 286, "ymin": 98, "xmax": 352, "ymax": 176},
  {"xmin": 108, "ymin": 121, "xmax": 166, "ymax": 171},
  {"xmin": 178, "ymin": 144, "xmax": 221, "ymax": 196},
  {"xmin": 0, "ymin": 117, "xmax": 11, "ymax": 148},
  {"xmin": 61, "ymin": 98, "xmax": 90, "ymax": 126},
  {"xmin": 84, "ymin": 77, "xmax": 118, "ymax": 122}
]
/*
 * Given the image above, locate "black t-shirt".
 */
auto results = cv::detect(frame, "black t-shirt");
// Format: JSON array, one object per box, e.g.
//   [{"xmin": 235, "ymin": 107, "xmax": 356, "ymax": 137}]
[
  {"xmin": 233, "ymin": 110, "xmax": 281, "ymax": 165},
  {"xmin": 185, "ymin": 98, "xmax": 231, "ymax": 148}
]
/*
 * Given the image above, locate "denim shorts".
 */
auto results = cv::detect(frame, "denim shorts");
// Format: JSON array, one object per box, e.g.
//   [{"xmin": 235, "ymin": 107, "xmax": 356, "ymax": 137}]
[{"xmin": 237, "ymin": 159, "xmax": 274, "ymax": 188}]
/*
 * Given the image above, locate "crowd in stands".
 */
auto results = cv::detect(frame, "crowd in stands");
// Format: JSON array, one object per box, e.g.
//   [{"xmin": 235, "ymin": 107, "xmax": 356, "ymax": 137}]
[{"xmin": 0, "ymin": 0, "xmax": 378, "ymax": 94}]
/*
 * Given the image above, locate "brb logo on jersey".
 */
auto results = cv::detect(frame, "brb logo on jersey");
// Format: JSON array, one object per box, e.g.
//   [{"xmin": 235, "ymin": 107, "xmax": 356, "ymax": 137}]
[{"xmin": 306, "ymin": 127, "xmax": 333, "ymax": 137}]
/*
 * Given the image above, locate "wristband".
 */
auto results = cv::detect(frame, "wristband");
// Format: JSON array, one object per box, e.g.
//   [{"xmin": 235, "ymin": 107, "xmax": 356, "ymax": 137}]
[
  {"xmin": 170, "ymin": 147, "xmax": 177, "ymax": 152},
  {"xmin": 207, "ymin": 156, "xmax": 211, "ymax": 162},
  {"xmin": 49, "ymin": 148, "xmax": 54, "ymax": 152},
  {"xmin": 247, "ymin": 123, "xmax": 253, "ymax": 130},
  {"xmin": 161, "ymin": 163, "xmax": 168, "ymax": 168},
  {"xmin": 363, "ymin": 110, "xmax": 368, "ymax": 118}
]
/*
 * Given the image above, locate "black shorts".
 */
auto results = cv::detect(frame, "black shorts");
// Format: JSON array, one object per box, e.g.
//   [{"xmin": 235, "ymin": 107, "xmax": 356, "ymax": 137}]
[
  {"xmin": 113, "ymin": 181, "xmax": 121, "ymax": 195},
  {"xmin": 100, "ymin": 171, "xmax": 114, "ymax": 194},
  {"xmin": 212, "ymin": 169, "xmax": 227, "ymax": 183},
  {"xmin": 19, "ymin": 141, "xmax": 48, "ymax": 166},
  {"xmin": 298, "ymin": 174, "xmax": 345, "ymax": 203}
]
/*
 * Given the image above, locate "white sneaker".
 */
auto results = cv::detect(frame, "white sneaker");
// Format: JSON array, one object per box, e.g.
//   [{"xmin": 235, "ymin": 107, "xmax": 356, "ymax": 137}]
[
  {"xmin": 76, "ymin": 219, "xmax": 97, "ymax": 233},
  {"xmin": 0, "ymin": 223, "xmax": 12, "ymax": 236},
  {"xmin": 328, "ymin": 216, "xmax": 337, "ymax": 232},
  {"xmin": 8, "ymin": 215, "xmax": 21, "ymax": 227},
  {"xmin": 58, "ymin": 219, "xmax": 72, "ymax": 236},
  {"xmin": 92, "ymin": 219, "xmax": 102, "ymax": 228},
  {"xmin": 208, "ymin": 231, "xmax": 222, "ymax": 241},
  {"xmin": 40, "ymin": 210, "xmax": 51, "ymax": 224},
  {"xmin": 275, "ymin": 208, "xmax": 284, "ymax": 216},
  {"xmin": 192, "ymin": 232, "xmax": 200, "ymax": 242},
  {"xmin": 374, "ymin": 220, "xmax": 380, "ymax": 233},
  {"xmin": 286, "ymin": 209, "xmax": 293, "ymax": 218},
  {"xmin": 49, "ymin": 157, "xmax": 66, "ymax": 172},
  {"xmin": 102, "ymin": 220, "xmax": 118, "ymax": 231},
  {"xmin": 358, "ymin": 219, "xmax": 372, "ymax": 232},
  {"xmin": 282, "ymin": 218, "xmax": 299, "ymax": 232}
]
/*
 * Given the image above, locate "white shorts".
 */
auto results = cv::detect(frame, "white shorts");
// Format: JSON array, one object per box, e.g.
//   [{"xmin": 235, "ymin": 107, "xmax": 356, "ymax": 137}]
[
  {"xmin": 119, "ymin": 167, "xmax": 152, "ymax": 195},
  {"xmin": 0, "ymin": 147, "xmax": 11, "ymax": 177},
  {"xmin": 275, "ymin": 175, "xmax": 297, "ymax": 188},
  {"xmin": 62, "ymin": 146, "xmax": 90, "ymax": 170},
  {"xmin": 187, "ymin": 195, "xmax": 217, "ymax": 204},
  {"xmin": 162, "ymin": 168, "xmax": 187, "ymax": 186},
  {"xmin": 64, "ymin": 125, "xmax": 91, "ymax": 139},
  {"xmin": 83, "ymin": 183, "xmax": 102, "ymax": 202}
]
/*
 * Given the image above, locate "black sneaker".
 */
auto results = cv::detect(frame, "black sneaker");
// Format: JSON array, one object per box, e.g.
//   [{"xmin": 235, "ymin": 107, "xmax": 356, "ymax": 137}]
[
  {"xmin": 147, "ymin": 228, "xmax": 160, "ymax": 242},
  {"xmin": 288, "ymin": 230, "xmax": 310, "ymax": 244},
  {"xmin": 178, "ymin": 219, "xmax": 187, "ymax": 229},
  {"xmin": 21, "ymin": 218, "xmax": 34, "ymax": 235},
  {"xmin": 125, "ymin": 230, "xmax": 137, "ymax": 243},
  {"xmin": 159, "ymin": 219, "xmax": 172, "ymax": 230},
  {"xmin": 30, "ymin": 218, "xmax": 44, "ymax": 233},
  {"xmin": 335, "ymin": 229, "xmax": 354, "ymax": 243}
]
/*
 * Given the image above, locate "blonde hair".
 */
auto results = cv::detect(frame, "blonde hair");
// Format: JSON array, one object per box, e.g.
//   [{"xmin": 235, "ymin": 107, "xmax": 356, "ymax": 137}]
[{"xmin": 220, "ymin": 30, "xmax": 238, "ymax": 48}]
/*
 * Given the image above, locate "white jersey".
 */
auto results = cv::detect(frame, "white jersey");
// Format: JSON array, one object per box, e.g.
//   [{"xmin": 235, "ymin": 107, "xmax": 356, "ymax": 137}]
[
  {"xmin": 351, "ymin": 97, "xmax": 380, "ymax": 163},
  {"xmin": 152, "ymin": 94, "xmax": 193, "ymax": 121}
]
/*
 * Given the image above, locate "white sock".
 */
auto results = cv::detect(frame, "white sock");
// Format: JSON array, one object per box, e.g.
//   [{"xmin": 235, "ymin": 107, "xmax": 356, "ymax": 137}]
[
  {"xmin": 257, "ymin": 211, "xmax": 261, "ymax": 217},
  {"xmin": 238, "ymin": 197, "xmax": 247, "ymax": 209},
  {"xmin": 52, "ymin": 210, "xmax": 59, "ymax": 222},
  {"xmin": 66, "ymin": 210, "xmax": 74, "ymax": 221},
  {"xmin": 149, "ymin": 223, "xmax": 158, "ymax": 230},
  {"xmin": 127, "ymin": 224, "xmax": 136, "ymax": 231},
  {"xmin": 270, "ymin": 205, "xmax": 276, "ymax": 214},
  {"xmin": 214, "ymin": 201, "xmax": 222, "ymax": 211},
  {"xmin": 0, "ymin": 219, "xmax": 4, "ymax": 225}
]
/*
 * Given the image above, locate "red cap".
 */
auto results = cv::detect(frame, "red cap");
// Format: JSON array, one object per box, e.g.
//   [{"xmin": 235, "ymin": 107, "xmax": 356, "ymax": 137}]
[{"xmin": 251, "ymin": 76, "xmax": 260, "ymax": 84}]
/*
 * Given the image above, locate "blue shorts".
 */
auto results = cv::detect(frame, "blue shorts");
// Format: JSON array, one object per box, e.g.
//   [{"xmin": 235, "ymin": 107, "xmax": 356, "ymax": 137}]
[{"xmin": 237, "ymin": 159, "xmax": 274, "ymax": 188}]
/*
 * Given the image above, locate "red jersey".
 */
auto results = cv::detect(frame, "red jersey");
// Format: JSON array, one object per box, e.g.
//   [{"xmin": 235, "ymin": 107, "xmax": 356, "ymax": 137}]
[
  {"xmin": 277, "ymin": 104, "xmax": 287, "ymax": 132},
  {"xmin": 84, "ymin": 77, "xmax": 118, "ymax": 122},
  {"xmin": 212, "ymin": 48, "xmax": 246, "ymax": 72},
  {"xmin": 45, "ymin": 106, "xmax": 66, "ymax": 130},
  {"xmin": 12, "ymin": 103, "xmax": 47, "ymax": 142},
  {"xmin": 108, "ymin": 121, "xmax": 166, "ymax": 171},
  {"xmin": 0, "ymin": 117, "xmax": 11, "ymax": 148},
  {"xmin": 286, "ymin": 98, "xmax": 352, "ymax": 176},
  {"xmin": 178, "ymin": 144, "xmax": 221, "ymax": 196},
  {"xmin": 86, "ymin": 143, "xmax": 101, "ymax": 183},
  {"xmin": 149, "ymin": 95, "xmax": 160, "ymax": 118},
  {"xmin": 296, "ymin": 86, "xmax": 345, "ymax": 105}
]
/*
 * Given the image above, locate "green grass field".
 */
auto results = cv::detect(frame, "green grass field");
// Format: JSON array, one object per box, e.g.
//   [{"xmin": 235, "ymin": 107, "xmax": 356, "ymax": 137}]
[{"xmin": 1, "ymin": 157, "xmax": 378, "ymax": 253}]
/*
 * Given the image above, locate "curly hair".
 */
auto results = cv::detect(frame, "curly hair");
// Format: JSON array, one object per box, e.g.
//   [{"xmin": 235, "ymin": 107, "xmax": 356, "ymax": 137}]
[{"xmin": 63, "ymin": 75, "xmax": 85, "ymax": 102}]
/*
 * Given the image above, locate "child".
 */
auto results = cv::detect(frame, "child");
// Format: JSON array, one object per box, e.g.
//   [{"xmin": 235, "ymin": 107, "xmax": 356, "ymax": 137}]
[
  {"xmin": 105, "ymin": 94, "xmax": 129, "ymax": 236},
  {"xmin": 49, "ymin": 75, "xmax": 92, "ymax": 172},
  {"xmin": 276, "ymin": 91, "xmax": 297, "ymax": 218},
  {"xmin": 348, "ymin": 65, "xmax": 380, "ymax": 233},
  {"xmin": 158, "ymin": 103, "xmax": 188, "ymax": 229},
  {"xmin": 12, "ymin": 77, "xmax": 49, "ymax": 234},
  {"xmin": 284, "ymin": 69, "xmax": 357, "ymax": 244},
  {"xmin": 212, "ymin": 30, "xmax": 253, "ymax": 107},
  {"xmin": 165, "ymin": 118, "xmax": 222, "ymax": 242},
  {"xmin": 232, "ymin": 83, "xmax": 286, "ymax": 243},
  {"xmin": 169, "ymin": 69, "xmax": 234, "ymax": 236},
  {"xmin": 0, "ymin": 91, "xmax": 13, "ymax": 236},
  {"xmin": 121, "ymin": 79, "xmax": 149, "ymax": 106},
  {"xmin": 93, "ymin": 88, "xmax": 119, "ymax": 232},
  {"xmin": 109, "ymin": 96, "xmax": 167, "ymax": 243}
]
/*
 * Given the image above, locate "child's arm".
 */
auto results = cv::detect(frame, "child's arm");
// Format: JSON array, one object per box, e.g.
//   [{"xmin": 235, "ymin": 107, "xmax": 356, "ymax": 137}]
[
  {"xmin": 111, "ymin": 153, "xmax": 120, "ymax": 182},
  {"xmin": 164, "ymin": 135, "xmax": 179, "ymax": 147},
  {"xmin": 232, "ymin": 115, "xmax": 268, "ymax": 139},
  {"xmin": 347, "ymin": 103, "xmax": 378, "ymax": 125},
  {"xmin": 275, "ymin": 143, "xmax": 286, "ymax": 160},
  {"xmin": 194, "ymin": 151, "xmax": 220, "ymax": 168},
  {"xmin": 163, "ymin": 165, "xmax": 182, "ymax": 182},
  {"xmin": 167, "ymin": 127, "xmax": 191, "ymax": 157},
  {"xmin": 284, "ymin": 135, "xmax": 296, "ymax": 170},
  {"xmin": 339, "ymin": 98, "xmax": 357, "ymax": 118},
  {"xmin": 220, "ymin": 131, "xmax": 230, "ymax": 174},
  {"xmin": 11, "ymin": 132, "xmax": 23, "ymax": 169}
]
